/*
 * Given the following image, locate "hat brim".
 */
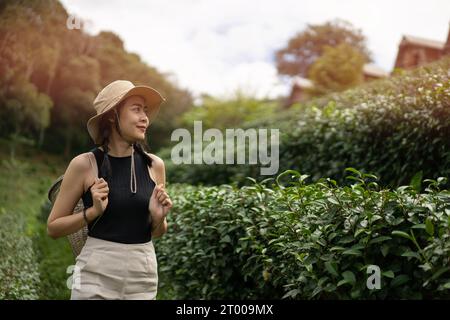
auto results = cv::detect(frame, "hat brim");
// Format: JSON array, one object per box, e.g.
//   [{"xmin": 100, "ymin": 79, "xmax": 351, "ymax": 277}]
[{"xmin": 87, "ymin": 85, "xmax": 166, "ymax": 145}]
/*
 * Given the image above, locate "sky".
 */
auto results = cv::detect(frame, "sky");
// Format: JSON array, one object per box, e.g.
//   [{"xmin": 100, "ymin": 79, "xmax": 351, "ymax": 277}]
[{"xmin": 60, "ymin": 0, "xmax": 450, "ymax": 101}]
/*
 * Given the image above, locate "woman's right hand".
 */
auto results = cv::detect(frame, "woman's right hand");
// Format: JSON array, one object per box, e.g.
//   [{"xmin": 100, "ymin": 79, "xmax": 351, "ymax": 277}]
[{"xmin": 90, "ymin": 177, "xmax": 109, "ymax": 218}]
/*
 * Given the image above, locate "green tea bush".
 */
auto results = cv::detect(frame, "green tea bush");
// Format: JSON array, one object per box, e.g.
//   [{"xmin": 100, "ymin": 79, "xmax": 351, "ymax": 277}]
[
  {"xmin": 158, "ymin": 169, "xmax": 450, "ymax": 299},
  {"xmin": 157, "ymin": 183, "xmax": 284, "ymax": 299},
  {"xmin": 164, "ymin": 57, "xmax": 450, "ymax": 188},
  {"xmin": 33, "ymin": 201, "xmax": 73, "ymax": 300},
  {"xmin": 0, "ymin": 209, "xmax": 40, "ymax": 299}
]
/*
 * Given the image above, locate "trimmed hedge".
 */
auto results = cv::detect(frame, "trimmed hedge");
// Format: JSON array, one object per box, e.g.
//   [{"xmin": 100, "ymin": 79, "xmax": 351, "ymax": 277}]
[
  {"xmin": 0, "ymin": 155, "xmax": 73, "ymax": 300},
  {"xmin": 0, "ymin": 209, "xmax": 40, "ymax": 299},
  {"xmin": 163, "ymin": 57, "xmax": 450, "ymax": 188},
  {"xmin": 158, "ymin": 169, "xmax": 450, "ymax": 299},
  {"xmin": 33, "ymin": 201, "xmax": 73, "ymax": 300}
]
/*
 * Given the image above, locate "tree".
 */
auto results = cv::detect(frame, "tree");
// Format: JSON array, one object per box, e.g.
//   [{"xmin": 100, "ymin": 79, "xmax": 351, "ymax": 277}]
[
  {"xmin": 0, "ymin": 0, "xmax": 194, "ymax": 155},
  {"xmin": 275, "ymin": 19, "xmax": 371, "ymax": 78},
  {"xmin": 307, "ymin": 43, "xmax": 366, "ymax": 96}
]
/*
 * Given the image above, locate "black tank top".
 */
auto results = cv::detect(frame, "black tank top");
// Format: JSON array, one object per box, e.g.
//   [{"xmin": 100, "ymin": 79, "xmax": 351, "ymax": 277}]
[{"xmin": 81, "ymin": 147, "xmax": 156, "ymax": 244}]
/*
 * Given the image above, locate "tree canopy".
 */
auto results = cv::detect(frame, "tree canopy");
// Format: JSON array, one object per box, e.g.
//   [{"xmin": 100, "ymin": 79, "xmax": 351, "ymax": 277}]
[
  {"xmin": 275, "ymin": 19, "xmax": 372, "ymax": 78},
  {"xmin": 0, "ymin": 0, "xmax": 193, "ymax": 157}
]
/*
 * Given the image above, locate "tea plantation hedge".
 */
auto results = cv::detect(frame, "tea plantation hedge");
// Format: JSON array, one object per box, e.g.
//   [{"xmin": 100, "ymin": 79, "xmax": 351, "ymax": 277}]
[
  {"xmin": 164, "ymin": 57, "xmax": 450, "ymax": 188},
  {"xmin": 0, "ymin": 209, "xmax": 40, "ymax": 299},
  {"xmin": 158, "ymin": 169, "xmax": 450, "ymax": 299}
]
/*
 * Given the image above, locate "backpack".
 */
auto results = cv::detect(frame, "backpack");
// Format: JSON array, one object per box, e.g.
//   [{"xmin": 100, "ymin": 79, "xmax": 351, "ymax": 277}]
[{"xmin": 47, "ymin": 148, "xmax": 98, "ymax": 258}]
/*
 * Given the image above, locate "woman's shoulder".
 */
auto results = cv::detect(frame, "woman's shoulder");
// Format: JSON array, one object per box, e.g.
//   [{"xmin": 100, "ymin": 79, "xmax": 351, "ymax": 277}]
[
  {"xmin": 144, "ymin": 152, "xmax": 165, "ymax": 167},
  {"xmin": 66, "ymin": 152, "xmax": 96, "ymax": 184},
  {"xmin": 144, "ymin": 152, "xmax": 166, "ymax": 184},
  {"xmin": 69, "ymin": 152, "xmax": 93, "ymax": 171}
]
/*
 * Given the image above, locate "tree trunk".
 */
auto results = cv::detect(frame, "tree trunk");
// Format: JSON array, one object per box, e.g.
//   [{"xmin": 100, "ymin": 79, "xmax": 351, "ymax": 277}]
[
  {"xmin": 38, "ymin": 126, "xmax": 44, "ymax": 149},
  {"xmin": 46, "ymin": 44, "xmax": 60, "ymax": 96},
  {"xmin": 64, "ymin": 129, "xmax": 72, "ymax": 159}
]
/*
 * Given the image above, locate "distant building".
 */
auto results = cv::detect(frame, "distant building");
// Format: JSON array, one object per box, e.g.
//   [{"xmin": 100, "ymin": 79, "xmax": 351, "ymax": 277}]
[
  {"xmin": 394, "ymin": 24, "xmax": 450, "ymax": 70},
  {"xmin": 394, "ymin": 35, "xmax": 447, "ymax": 70},
  {"xmin": 283, "ymin": 76, "xmax": 313, "ymax": 108},
  {"xmin": 283, "ymin": 63, "xmax": 387, "ymax": 108},
  {"xmin": 363, "ymin": 64, "xmax": 389, "ymax": 81},
  {"xmin": 284, "ymin": 24, "xmax": 450, "ymax": 108}
]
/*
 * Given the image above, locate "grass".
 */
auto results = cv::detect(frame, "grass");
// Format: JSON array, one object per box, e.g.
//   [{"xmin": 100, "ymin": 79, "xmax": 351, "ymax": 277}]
[{"xmin": 0, "ymin": 144, "xmax": 74, "ymax": 299}]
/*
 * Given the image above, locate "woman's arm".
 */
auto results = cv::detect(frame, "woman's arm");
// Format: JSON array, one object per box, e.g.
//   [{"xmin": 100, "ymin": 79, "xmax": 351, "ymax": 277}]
[
  {"xmin": 151, "ymin": 217, "xmax": 168, "ymax": 239},
  {"xmin": 47, "ymin": 154, "xmax": 94, "ymax": 239}
]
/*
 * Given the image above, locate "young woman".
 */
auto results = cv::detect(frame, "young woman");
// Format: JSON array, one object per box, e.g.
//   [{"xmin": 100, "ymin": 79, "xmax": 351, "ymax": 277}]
[{"xmin": 47, "ymin": 80, "xmax": 172, "ymax": 300}]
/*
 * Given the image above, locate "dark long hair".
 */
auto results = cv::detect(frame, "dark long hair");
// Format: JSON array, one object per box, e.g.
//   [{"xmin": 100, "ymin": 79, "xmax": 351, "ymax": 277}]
[{"xmin": 96, "ymin": 100, "xmax": 154, "ymax": 184}]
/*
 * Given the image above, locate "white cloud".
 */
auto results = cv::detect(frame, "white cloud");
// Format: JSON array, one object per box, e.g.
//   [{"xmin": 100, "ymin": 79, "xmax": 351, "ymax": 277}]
[{"xmin": 60, "ymin": 0, "xmax": 450, "ymax": 99}]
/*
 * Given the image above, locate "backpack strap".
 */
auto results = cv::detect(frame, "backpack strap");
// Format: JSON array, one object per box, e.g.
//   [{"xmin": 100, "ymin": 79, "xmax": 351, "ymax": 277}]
[
  {"xmin": 87, "ymin": 152, "xmax": 98, "ymax": 179},
  {"xmin": 147, "ymin": 165, "xmax": 159, "ymax": 186},
  {"xmin": 144, "ymin": 152, "xmax": 161, "ymax": 186},
  {"xmin": 85, "ymin": 148, "xmax": 100, "ymax": 191}
]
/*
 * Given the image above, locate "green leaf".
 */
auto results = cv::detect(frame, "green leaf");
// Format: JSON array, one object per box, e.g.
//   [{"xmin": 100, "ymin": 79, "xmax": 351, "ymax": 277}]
[
  {"xmin": 425, "ymin": 217, "xmax": 434, "ymax": 236},
  {"xmin": 311, "ymin": 286, "xmax": 323, "ymax": 298},
  {"xmin": 351, "ymin": 243, "xmax": 365, "ymax": 250},
  {"xmin": 220, "ymin": 235, "xmax": 232, "ymax": 244},
  {"xmin": 351, "ymin": 289, "xmax": 361, "ymax": 299},
  {"xmin": 341, "ymin": 271, "xmax": 356, "ymax": 285},
  {"xmin": 392, "ymin": 217, "xmax": 404, "ymax": 226},
  {"xmin": 401, "ymin": 251, "xmax": 421, "ymax": 260},
  {"xmin": 325, "ymin": 261, "xmax": 339, "ymax": 277},
  {"xmin": 370, "ymin": 214, "xmax": 382, "ymax": 223},
  {"xmin": 392, "ymin": 230, "xmax": 413, "ymax": 241},
  {"xmin": 281, "ymin": 289, "xmax": 300, "ymax": 299},
  {"xmin": 330, "ymin": 246, "xmax": 346, "ymax": 252},
  {"xmin": 318, "ymin": 276, "xmax": 329, "ymax": 287},
  {"xmin": 380, "ymin": 244, "xmax": 389, "ymax": 257},
  {"xmin": 329, "ymin": 197, "xmax": 340, "ymax": 205},
  {"xmin": 337, "ymin": 279, "xmax": 347, "ymax": 287},
  {"xmin": 428, "ymin": 267, "xmax": 450, "ymax": 282},
  {"xmin": 382, "ymin": 270, "xmax": 395, "ymax": 278},
  {"xmin": 342, "ymin": 248, "xmax": 362, "ymax": 256},
  {"xmin": 354, "ymin": 228, "xmax": 366, "ymax": 237},
  {"xmin": 346, "ymin": 176, "xmax": 363, "ymax": 183},
  {"xmin": 391, "ymin": 275, "xmax": 410, "ymax": 287},
  {"xmin": 276, "ymin": 170, "xmax": 301, "ymax": 188},
  {"xmin": 338, "ymin": 236, "xmax": 355, "ymax": 244},
  {"xmin": 324, "ymin": 283, "xmax": 337, "ymax": 292},
  {"xmin": 409, "ymin": 170, "xmax": 422, "ymax": 192},
  {"xmin": 369, "ymin": 236, "xmax": 392, "ymax": 245},
  {"xmin": 345, "ymin": 167, "xmax": 362, "ymax": 177}
]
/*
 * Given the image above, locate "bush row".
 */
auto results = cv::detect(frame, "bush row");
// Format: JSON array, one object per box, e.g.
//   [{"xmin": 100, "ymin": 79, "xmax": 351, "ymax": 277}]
[
  {"xmin": 157, "ymin": 169, "xmax": 450, "ymax": 299},
  {"xmin": 163, "ymin": 57, "xmax": 450, "ymax": 188},
  {"xmin": 0, "ymin": 209, "xmax": 40, "ymax": 299}
]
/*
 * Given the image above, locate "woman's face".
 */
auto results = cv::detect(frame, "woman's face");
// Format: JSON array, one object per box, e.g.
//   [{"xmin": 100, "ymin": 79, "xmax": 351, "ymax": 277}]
[{"xmin": 115, "ymin": 95, "xmax": 149, "ymax": 142}]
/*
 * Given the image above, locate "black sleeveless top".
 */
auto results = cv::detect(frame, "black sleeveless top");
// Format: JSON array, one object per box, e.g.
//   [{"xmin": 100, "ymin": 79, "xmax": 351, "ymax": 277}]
[{"xmin": 81, "ymin": 147, "xmax": 156, "ymax": 244}]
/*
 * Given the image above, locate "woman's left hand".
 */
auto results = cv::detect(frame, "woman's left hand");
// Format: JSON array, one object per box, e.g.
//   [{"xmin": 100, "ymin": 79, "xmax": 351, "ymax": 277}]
[{"xmin": 149, "ymin": 183, "xmax": 172, "ymax": 223}]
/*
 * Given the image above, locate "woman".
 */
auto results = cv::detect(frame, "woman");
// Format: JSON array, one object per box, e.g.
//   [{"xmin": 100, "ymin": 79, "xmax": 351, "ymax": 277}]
[{"xmin": 47, "ymin": 80, "xmax": 172, "ymax": 300}]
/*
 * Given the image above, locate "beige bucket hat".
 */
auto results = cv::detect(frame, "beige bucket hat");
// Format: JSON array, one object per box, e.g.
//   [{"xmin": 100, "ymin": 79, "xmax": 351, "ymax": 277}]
[{"xmin": 87, "ymin": 80, "xmax": 166, "ymax": 145}]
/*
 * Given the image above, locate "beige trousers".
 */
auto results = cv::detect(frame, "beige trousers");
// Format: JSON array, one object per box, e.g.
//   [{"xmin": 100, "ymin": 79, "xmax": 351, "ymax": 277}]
[{"xmin": 70, "ymin": 236, "xmax": 158, "ymax": 300}]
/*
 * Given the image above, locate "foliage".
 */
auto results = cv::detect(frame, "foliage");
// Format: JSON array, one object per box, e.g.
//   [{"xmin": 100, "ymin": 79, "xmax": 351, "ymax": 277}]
[
  {"xmin": 0, "ymin": 210, "xmax": 40, "ymax": 299},
  {"xmin": 0, "ymin": 0, "xmax": 193, "ymax": 156},
  {"xmin": 307, "ymin": 43, "xmax": 366, "ymax": 96},
  {"xmin": 163, "ymin": 57, "xmax": 450, "ymax": 189},
  {"xmin": 275, "ymin": 18, "xmax": 371, "ymax": 78},
  {"xmin": 158, "ymin": 169, "xmax": 450, "ymax": 299},
  {"xmin": 180, "ymin": 91, "xmax": 277, "ymax": 131},
  {"xmin": 0, "ymin": 148, "xmax": 72, "ymax": 300}
]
